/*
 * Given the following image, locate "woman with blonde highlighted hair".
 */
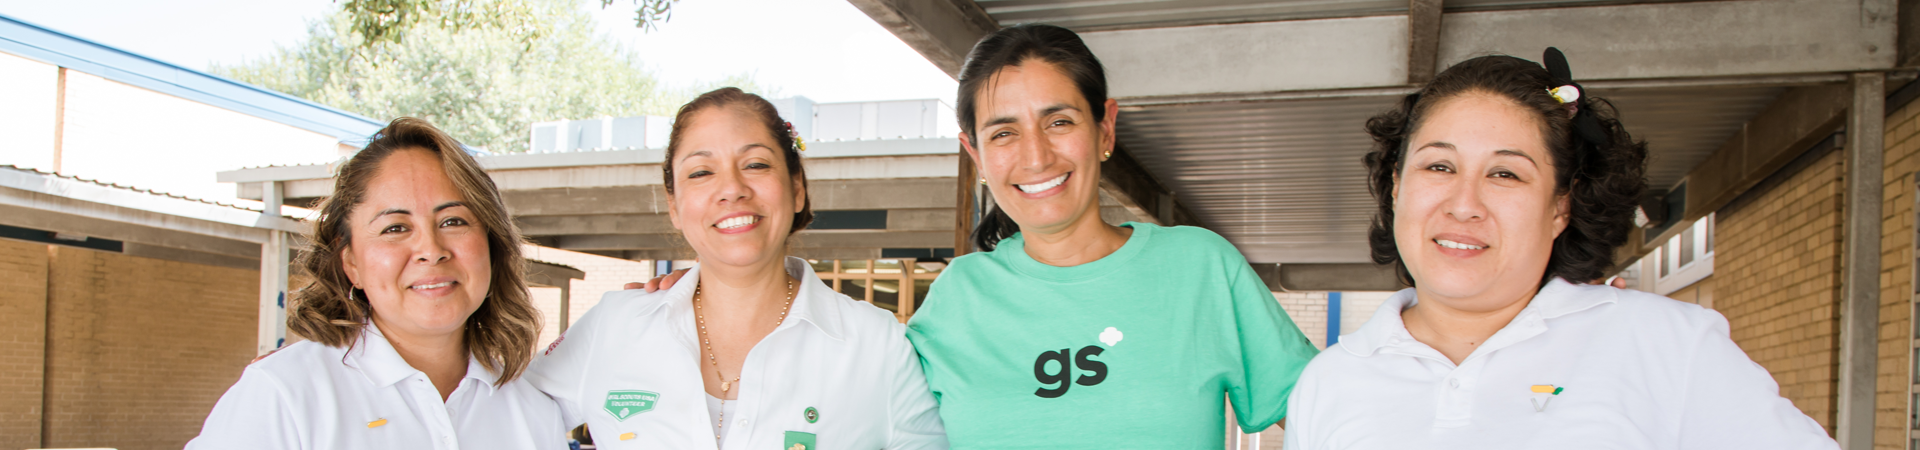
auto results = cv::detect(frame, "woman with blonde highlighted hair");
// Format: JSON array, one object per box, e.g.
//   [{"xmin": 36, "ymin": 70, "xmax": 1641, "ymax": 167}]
[{"xmin": 189, "ymin": 118, "xmax": 566, "ymax": 449}]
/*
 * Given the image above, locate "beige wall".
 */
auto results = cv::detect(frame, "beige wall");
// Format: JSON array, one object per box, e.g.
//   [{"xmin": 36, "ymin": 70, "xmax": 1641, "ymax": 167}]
[
  {"xmin": 1877, "ymin": 99, "xmax": 1920, "ymax": 449},
  {"xmin": 1665, "ymin": 276, "xmax": 1714, "ymax": 308},
  {"xmin": 0, "ymin": 238, "xmax": 49, "ymax": 449},
  {"xmin": 1714, "ymin": 148, "xmax": 1844, "ymax": 433},
  {"xmin": 0, "ymin": 239, "xmax": 257, "ymax": 450}
]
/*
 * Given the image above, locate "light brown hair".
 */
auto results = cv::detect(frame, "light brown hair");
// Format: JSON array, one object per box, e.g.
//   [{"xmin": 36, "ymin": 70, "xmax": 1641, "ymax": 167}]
[{"xmin": 288, "ymin": 117, "xmax": 540, "ymax": 386}]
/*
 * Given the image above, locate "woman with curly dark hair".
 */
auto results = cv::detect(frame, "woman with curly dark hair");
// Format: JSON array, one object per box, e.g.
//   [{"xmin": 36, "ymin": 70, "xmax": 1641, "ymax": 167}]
[{"xmin": 1281, "ymin": 50, "xmax": 1835, "ymax": 449}]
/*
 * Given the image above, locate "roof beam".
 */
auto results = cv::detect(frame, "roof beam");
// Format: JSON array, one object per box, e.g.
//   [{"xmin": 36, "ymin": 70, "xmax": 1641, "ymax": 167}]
[
  {"xmin": 527, "ymin": 260, "xmax": 585, "ymax": 288},
  {"xmin": 0, "ymin": 16, "xmax": 382, "ymax": 140},
  {"xmin": 514, "ymin": 208, "xmax": 957, "ymax": 236},
  {"xmin": 1904, "ymin": 0, "xmax": 1920, "ymax": 67},
  {"xmin": 1406, "ymin": 0, "xmax": 1443, "ymax": 84},
  {"xmin": 1252, "ymin": 263, "xmax": 1406, "ymax": 292},
  {"xmin": 541, "ymin": 230, "xmax": 952, "ymax": 251},
  {"xmin": 1099, "ymin": 147, "xmax": 1200, "ymax": 227},
  {"xmin": 0, "ymin": 204, "xmax": 261, "ymax": 258},
  {"xmin": 1083, "ymin": 0, "xmax": 1894, "ymax": 102},
  {"xmin": 1436, "ymin": 0, "xmax": 1893, "ymax": 79},
  {"xmin": 845, "ymin": 0, "xmax": 997, "ymax": 78}
]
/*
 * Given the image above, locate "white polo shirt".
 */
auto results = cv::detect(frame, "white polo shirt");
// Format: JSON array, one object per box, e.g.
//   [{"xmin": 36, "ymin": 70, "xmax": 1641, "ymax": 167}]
[
  {"xmin": 525, "ymin": 256, "xmax": 948, "ymax": 449},
  {"xmin": 187, "ymin": 323, "xmax": 568, "ymax": 450},
  {"xmin": 1284, "ymin": 278, "xmax": 1837, "ymax": 450}
]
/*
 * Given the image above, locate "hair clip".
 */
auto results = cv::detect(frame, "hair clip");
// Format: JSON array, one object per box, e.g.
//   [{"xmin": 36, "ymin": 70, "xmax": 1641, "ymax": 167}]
[
  {"xmin": 794, "ymin": 135, "xmax": 807, "ymax": 152},
  {"xmin": 783, "ymin": 121, "xmax": 808, "ymax": 152},
  {"xmin": 1548, "ymin": 85, "xmax": 1580, "ymax": 104}
]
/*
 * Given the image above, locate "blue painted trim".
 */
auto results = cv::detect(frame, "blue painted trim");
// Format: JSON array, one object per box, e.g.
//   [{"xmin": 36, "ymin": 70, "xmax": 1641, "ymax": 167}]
[
  {"xmin": 0, "ymin": 14, "xmax": 384, "ymax": 141},
  {"xmin": 1327, "ymin": 292, "xmax": 1343, "ymax": 346}
]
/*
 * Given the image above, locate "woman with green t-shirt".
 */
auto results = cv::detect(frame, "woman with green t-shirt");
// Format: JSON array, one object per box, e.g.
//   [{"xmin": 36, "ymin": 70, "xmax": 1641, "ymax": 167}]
[{"xmin": 902, "ymin": 23, "xmax": 1320, "ymax": 448}]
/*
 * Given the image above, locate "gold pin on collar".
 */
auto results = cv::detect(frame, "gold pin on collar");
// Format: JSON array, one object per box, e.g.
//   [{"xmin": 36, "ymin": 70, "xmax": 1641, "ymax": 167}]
[
  {"xmin": 367, "ymin": 418, "xmax": 387, "ymax": 428},
  {"xmin": 620, "ymin": 432, "xmax": 637, "ymax": 440}
]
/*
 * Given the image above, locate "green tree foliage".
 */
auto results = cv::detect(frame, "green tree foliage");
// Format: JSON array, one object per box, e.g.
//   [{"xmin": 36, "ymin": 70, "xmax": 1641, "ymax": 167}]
[
  {"xmin": 218, "ymin": 0, "xmax": 764, "ymax": 153},
  {"xmin": 339, "ymin": 0, "xmax": 676, "ymax": 48}
]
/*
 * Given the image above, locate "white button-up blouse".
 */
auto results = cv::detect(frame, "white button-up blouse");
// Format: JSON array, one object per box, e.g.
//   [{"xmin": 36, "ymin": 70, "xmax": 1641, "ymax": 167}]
[
  {"xmin": 525, "ymin": 256, "xmax": 948, "ymax": 449},
  {"xmin": 188, "ymin": 324, "xmax": 569, "ymax": 449},
  {"xmin": 1284, "ymin": 278, "xmax": 1837, "ymax": 450}
]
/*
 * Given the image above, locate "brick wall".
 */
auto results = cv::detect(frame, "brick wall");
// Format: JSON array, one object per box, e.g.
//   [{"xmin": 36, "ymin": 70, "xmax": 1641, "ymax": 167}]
[
  {"xmin": 1276, "ymin": 291, "xmax": 1331, "ymax": 350},
  {"xmin": 1714, "ymin": 149, "xmax": 1845, "ymax": 433},
  {"xmin": 523, "ymin": 245, "xmax": 653, "ymax": 349},
  {"xmin": 1877, "ymin": 99, "xmax": 1920, "ymax": 449},
  {"xmin": 41, "ymin": 245, "xmax": 256, "ymax": 450},
  {"xmin": 0, "ymin": 239, "xmax": 48, "ymax": 448}
]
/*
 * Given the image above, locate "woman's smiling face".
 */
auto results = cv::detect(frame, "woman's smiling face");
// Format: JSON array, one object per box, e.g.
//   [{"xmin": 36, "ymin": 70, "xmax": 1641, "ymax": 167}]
[
  {"xmin": 1394, "ymin": 91, "xmax": 1569, "ymax": 310},
  {"xmin": 666, "ymin": 105, "xmax": 806, "ymax": 269},
  {"xmin": 963, "ymin": 58, "xmax": 1118, "ymax": 236},
  {"xmin": 341, "ymin": 148, "xmax": 492, "ymax": 339}
]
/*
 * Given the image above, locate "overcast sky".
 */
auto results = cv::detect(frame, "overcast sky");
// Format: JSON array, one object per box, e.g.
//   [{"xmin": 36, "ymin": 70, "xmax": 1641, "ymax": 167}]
[{"xmin": 0, "ymin": 0, "xmax": 957, "ymax": 104}]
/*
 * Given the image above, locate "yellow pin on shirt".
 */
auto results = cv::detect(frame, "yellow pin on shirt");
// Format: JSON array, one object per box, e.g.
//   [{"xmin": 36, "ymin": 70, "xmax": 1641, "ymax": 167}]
[
  {"xmin": 367, "ymin": 418, "xmax": 387, "ymax": 428},
  {"xmin": 619, "ymin": 432, "xmax": 636, "ymax": 441},
  {"xmin": 1529, "ymin": 384, "xmax": 1564, "ymax": 412}
]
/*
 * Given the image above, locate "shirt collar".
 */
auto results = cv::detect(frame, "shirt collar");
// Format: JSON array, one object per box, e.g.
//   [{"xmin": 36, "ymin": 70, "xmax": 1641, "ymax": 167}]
[
  {"xmin": 347, "ymin": 323, "xmax": 418, "ymax": 388},
  {"xmin": 1338, "ymin": 288, "xmax": 1419, "ymax": 357},
  {"xmin": 784, "ymin": 256, "xmax": 846, "ymax": 341},
  {"xmin": 348, "ymin": 322, "xmax": 497, "ymax": 395},
  {"xmin": 463, "ymin": 353, "xmax": 499, "ymax": 396},
  {"xmin": 1526, "ymin": 277, "xmax": 1617, "ymax": 319},
  {"xmin": 1337, "ymin": 277, "xmax": 1614, "ymax": 357},
  {"xmin": 645, "ymin": 257, "xmax": 847, "ymax": 341}
]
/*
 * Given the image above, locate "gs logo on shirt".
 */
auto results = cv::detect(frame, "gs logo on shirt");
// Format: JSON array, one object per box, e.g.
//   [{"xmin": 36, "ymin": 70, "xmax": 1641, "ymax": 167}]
[
  {"xmin": 1031, "ymin": 327, "xmax": 1122, "ymax": 398},
  {"xmin": 1032, "ymin": 346, "xmax": 1109, "ymax": 398}
]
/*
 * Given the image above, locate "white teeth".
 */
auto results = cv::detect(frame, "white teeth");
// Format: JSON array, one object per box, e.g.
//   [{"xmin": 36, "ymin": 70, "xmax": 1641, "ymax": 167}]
[
  {"xmin": 1436, "ymin": 239, "xmax": 1488, "ymax": 250},
  {"xmin": 717, "ymin": 215, "xmax": 758, "ymax": 230},
  {"xmin": 411, "ymin": 282, "xmax": 452, "ymax": 290},
  {"xmin": 1016, "ymin": 173, "xmax": 1069, "ymax": 194}
]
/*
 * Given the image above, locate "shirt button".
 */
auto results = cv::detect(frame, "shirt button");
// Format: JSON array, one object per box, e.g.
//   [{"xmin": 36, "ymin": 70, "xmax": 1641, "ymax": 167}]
[{"xmin": 1447, "ymin": 378, "xmax": 1460, "ymax": 389}]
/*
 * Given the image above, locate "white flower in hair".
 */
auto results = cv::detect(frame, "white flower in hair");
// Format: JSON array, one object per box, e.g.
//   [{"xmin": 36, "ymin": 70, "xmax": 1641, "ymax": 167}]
[{"xmin": 1549, "ymin": 85, "xmax": 1581, "ymax": 104}]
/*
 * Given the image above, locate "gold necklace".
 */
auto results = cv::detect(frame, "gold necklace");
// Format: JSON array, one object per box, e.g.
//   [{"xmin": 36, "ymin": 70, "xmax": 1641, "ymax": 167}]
[{"xmin": 693, "ymin": 277, "xmax": 794, "ymax": 441}]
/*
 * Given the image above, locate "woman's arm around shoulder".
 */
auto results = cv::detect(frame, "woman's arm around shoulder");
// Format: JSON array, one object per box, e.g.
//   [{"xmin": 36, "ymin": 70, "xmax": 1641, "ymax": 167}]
[
  {"xmin": 881, "ymin": 316, "xmax": 950, "ymax": 449},
  {"xmin": 525, "ymin": 288, "xmax": 658, "ymax": 428}
]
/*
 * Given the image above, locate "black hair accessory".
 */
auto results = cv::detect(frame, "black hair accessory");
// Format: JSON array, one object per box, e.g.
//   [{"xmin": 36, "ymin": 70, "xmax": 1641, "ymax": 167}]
[{"xmin": 1543, "ymin": 47, "xmax": 1609, "ymax": 147}]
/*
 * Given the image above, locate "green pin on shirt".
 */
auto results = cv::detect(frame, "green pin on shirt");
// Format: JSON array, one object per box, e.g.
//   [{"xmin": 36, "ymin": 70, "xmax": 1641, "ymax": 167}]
[{"xmin": 804, "ymin": 406, "xmax": 819, "ymax": 423}]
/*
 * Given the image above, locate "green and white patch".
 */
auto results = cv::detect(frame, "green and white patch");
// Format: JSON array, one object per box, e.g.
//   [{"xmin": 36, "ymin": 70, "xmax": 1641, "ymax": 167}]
[{"xmin": 604, "ymin": 390, "xmax": 659, "ymax": 421}]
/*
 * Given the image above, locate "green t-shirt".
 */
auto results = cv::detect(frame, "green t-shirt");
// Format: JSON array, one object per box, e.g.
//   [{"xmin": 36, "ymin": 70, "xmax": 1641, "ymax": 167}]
[{"xmin": 906, "ymin": 222, "xmax": 1319, "ymax": 448}]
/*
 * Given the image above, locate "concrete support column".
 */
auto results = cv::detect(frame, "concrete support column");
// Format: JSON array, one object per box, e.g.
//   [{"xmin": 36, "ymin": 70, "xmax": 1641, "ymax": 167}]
[
  {"xmin": 257, "ymin": 181, "xmax": 288, "ymax": 355},
  {"xmin": 557, "ymin": 284, "xmax": 572, "ymax": 334},
  {"xmin": 1836, "ymin": 72, "xmax": 1885, "ymax": 450}
]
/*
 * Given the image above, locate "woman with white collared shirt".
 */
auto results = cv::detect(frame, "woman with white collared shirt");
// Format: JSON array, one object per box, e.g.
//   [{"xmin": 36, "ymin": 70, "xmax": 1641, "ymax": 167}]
[
  {"xmin": 188, "ymin": 118, "xmax": 566, "ymax": 449},
  {"xmin": 1282, "ymin": 49, "xmax": 1836, "ymax": 449},
  {"xmin": 524, "ymin": 88, "xmax": 947, "ymax": 450}
]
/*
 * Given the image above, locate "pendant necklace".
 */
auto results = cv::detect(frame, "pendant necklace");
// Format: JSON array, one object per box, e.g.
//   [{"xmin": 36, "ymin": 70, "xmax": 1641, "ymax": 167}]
[{"xmin": 693, "ymin": 277, "xmax": 793, "ymax": 442}]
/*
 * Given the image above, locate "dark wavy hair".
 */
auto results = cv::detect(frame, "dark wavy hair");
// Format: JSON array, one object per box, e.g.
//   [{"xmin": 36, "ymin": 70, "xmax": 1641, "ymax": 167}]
[
  {"xmin": 662, "ymin": 87, "xmax": 814, "ymax": 235},
  {"xmin": 290, "ymin": 117, "xmax": 540, "ymax": 386},
  {"xmin": 1362, "ymin": 54, "xmax": 1648, "ymax": 286},
  {"xmin": 956, "ymin": 23, "xmax": 1110, "ymax": 251}
]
